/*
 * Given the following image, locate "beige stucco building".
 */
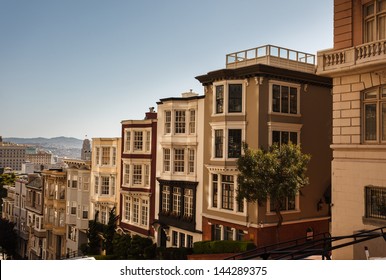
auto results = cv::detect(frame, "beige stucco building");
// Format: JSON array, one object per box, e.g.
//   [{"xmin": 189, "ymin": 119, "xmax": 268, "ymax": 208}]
[
  {"xmin": 155, "ymin": 91, "xmax": 205, "ymax": 248},
  {"xmin": 317, "ymin": 0, "xmax": 386, "ymax": 259},
  {"xmin": 64, "ymin": 159, "xmax": 91, "ymax": 257},
  {"xmin": 196, "ymin": 45, "xmax": 332, "ymax": 247},
  {"xmin": 90, "ymin": 138, "xmax": 121, "ymax": 225},
  {"xmin": 42, "ymin": 168, "xmax": 67, "ymax": 259}
]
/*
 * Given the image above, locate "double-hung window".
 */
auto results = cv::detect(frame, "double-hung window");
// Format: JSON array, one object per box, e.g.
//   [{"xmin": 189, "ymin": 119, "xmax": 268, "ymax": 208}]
[
  {"xmin": 272, "ymin": 84, "xmax": 298, "ymax": 114},
  {"xmin": 175, "ymin": 111, "xmax": 186, "ymax": 134},
  {"xmin": 363, "ymin": 86, "xmax": 386, "ymax": 143},
  {"xmin": 101, "ymin": 176, "xmax": 110, "ymax": 195},
  {"xmin": 172, "ymin": 187, "xmax": 181, "ymax": 216},
  {"xmin": 215, "ymin": 85, "xmax": 224, "ymax": 114},
  {"xmin": 214, "ymin": 83, "xmax": 243, "ymax": 114},
  {"xmin": 364, "ymin": 0, "xmax": 386, "ymax": 43},
  {"xmin": 228, "ymin": 129, "xmax": 242, "ymax": 158},
  {"xmin": 222, "ymin": 175, "xmax": 234, "ymax": 210},
  {"xmin": 102, "ymin": 147, "xmax": 110, "ymax": 165},
  {"xmin": 214, "ymin": 130, "xmax": 223, "ymax": 158},
  {"xmin": 228, "ymin": 84, "xmax": 242, "ymax": 112},
  {"xmin": 133, "ymin": 131, "xmax": 143, "ymax": 151},
  {"xmin": 163, "ymin": 148, "xmax": 171, "ymax": 172},
  {"xmin": 174, "ymin": 149, "xmax": 185, "ymax": 173},
  {"xmin": 165, "ymin": 111, "xmax": 171, "ymax": 134}
]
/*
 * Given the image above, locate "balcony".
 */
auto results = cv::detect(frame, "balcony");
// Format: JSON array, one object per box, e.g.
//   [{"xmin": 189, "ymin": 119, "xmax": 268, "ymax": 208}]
[
  {"xmin": 226, "ymin": 45, "xmax": 315, "ymax": 73},
  {"xmin": 317, "ymin": 39, "xmax": 386, "ymax": 75}
]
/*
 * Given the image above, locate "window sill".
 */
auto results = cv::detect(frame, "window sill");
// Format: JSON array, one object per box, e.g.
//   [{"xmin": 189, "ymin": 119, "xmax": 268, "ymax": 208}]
[
  {"xmin": 362, "ymin": 217, "xmax": 386, "ymax": 227},
  {"xmin": 269, "ymin": 112, "xmax": 302, "ymax": 118},
  {"xmin": 266, "ymin": 209, "xmax": 301, "ymax": 216},
  {"xmin": 207, "ymin": 207, "xmax": 247, "ymax": 217}
]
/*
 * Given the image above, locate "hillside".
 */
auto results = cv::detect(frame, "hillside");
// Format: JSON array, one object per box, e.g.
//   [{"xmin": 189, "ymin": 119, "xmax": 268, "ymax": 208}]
[{"xmin": 3, "ymin": 137, "xmax": 83, "ymax": 159}]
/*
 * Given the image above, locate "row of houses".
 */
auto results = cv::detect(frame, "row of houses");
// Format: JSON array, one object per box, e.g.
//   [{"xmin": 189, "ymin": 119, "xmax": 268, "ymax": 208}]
[
  {"xmin": 3, "ymin": 0, "xmax": 386, "ymax": 260},
  {"xmin": 2, "ymin": 43, "xmax": 334, "ymax": 259}
]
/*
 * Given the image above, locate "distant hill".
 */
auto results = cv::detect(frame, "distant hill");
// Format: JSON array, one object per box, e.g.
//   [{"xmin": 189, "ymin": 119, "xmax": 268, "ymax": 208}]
[{"xmin": 3, "ymin": 137, "xmax": 84, "ymax": 159}]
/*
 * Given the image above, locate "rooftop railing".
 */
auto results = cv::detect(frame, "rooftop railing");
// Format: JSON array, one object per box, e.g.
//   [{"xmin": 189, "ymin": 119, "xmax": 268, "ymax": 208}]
[{"xmin": 226, "ymin": 45, "xmax": 316, "ymax": 73}]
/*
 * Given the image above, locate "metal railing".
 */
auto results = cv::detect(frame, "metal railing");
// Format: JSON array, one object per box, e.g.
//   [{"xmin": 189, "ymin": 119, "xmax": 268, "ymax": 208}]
[{"xmin": 226, "ymin": 45, "xmax": 315, "ymax": 71}]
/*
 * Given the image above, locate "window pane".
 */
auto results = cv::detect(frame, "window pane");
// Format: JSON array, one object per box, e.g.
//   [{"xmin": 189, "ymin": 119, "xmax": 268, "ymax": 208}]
[
  {"xmin": 228, "ymin": 129, "xmax": 242, "ymax": 158},
  {"xmin": 175, "ymin": 110, "xmax": 186, "ymax": 134},
  {"xmin": 365, "ymin": 103, "xmax": 377, "ymax": 140},
  {"xmin": 212, "ymin": 174, "xmax": 218, "ymax": 208},
  {"xmin": 272, "ymin": 85, "xmax": 280, "ymax": 112},
  {"xmin": 222, "ymin": 175, "xmax": 234, "ymax": 210},
  {"xmin": 382, "ymin": 103, "xmax": 386, "ymax": 141},
  {"xmin": 290, "ymin": 87, "xmax": 298, "ymax": 114},
  {"xmin": 379, "ymin": 15, "xmax": 386, "ymax": 39},
  {"xmin": 134, "ymin": 131, "xmax": 143, "ymax": 151},
  {"xmin": 215, "ymin": 130, "xmax": 223, "ymax": 158},
  {"xmin": 216, "ymin": 85, "xmax": 224, "ymax": 114},
  {"xmin": 290, "ymin": 132, "xmax": 298, "ymax": 145},
  {"xmin": 272, "ymin": 131, "xmax": 280, "ymax": 145},
  {"xmin": 228, "ymin": 84, "xmax": 242, "ymax": 113},
  {"xmin": 163, "ymin": 149, "xmax": 170, "ymax": 172},
  {"xmin": 174, "ymin": 149, "xmax": 185, "ymax": 172},
  {"xmin": 281, "ymin": 86, "xmax": 289, "ymax": 113},
  {"xmin": 282, "ymin": 131, "xmax": 289, "ymax": 144},
  {"xmin": 165, "ymin": 111, "xmax": 171, "ymax": 134},
  {"xmin": 365, "ymin": 19, "xmax": 375, "ymax": 42}
]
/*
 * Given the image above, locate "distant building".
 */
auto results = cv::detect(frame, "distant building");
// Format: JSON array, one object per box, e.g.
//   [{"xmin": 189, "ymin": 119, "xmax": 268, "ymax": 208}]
[
  {"xmin": 0, "ymin": 138, "xmax": 26, "ymax": 171},
  {"xmin": 42, "ymin": 168, "xmax": 67, "ymax": 260},
  {"xmin": 14, "ymin": 175, "xmax": 29, "ymax": 259},
  {"xmin": 25, "ymin": 174, "xmax": 46, "ymax": 260},
  {"xmin": 63, "ymin": 159, "xmax": 91, "ymax": 258},
  {"xmin": 81, "ymin": 138, "xmax": 92, "ymax": 161},
  {"xmin": 26, "ymin": 150, "xmax": 53, "ymax": 165}
]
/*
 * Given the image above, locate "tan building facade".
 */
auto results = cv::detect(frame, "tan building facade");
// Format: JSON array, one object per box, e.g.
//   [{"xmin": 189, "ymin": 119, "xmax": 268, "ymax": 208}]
[
  {"xmin": 42, "ymin": 168, "xmax": 67, "ymax": 259},
  {"xmin": 90, "ymin": 138, "xmax": 121, "ymax": 225},
  {"xmin": 196, "ymin": 45, "xmax": 332, "ymax": 247},
  {"xmin": 317, "ymin": 0, "xmax": 386, "ymax": 259},
  {"xmin": 64, "ymin": 159, "xmax": 91, "ymax": 258}
]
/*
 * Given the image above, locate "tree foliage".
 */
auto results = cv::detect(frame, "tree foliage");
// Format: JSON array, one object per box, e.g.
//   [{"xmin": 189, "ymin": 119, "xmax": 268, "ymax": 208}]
[
  {"xmin": 0, "ymin": 218, "xmax": 17, "ymax": 258},
  {"xmin": 87, "ymin": 211, "xmax": 101, "ymax": 255},
  {"xmin": 104, "ymin": 207, "xmax": 119, "ymax": 255},
  {"xmin": 237, "ymin": 143, "xmax": 311, "ymax": 227}
]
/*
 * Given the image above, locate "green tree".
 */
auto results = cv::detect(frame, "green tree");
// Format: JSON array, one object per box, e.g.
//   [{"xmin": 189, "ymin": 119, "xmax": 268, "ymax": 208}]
[
  {"xmin": 0, "ymin": 173, "xmax": 16, "ymax": 214},
  {"xmin": 237, "ymin": 143, "xmax": 310, "ymax": 230},
  {"xmin": 103, "ymin": 207, "xmax": 119, "ymax": 255},
  {"xmin": 0, "ymin": 218, "xmax": 17, "ymax": 258},
  {"xmin": 87, "ymin": 211, "xmax": 101, "ymax": 255}
]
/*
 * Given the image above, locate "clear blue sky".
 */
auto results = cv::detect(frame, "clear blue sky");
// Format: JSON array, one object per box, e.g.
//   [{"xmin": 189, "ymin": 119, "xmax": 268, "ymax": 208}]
[{"xmin": 0, "ymin": 0, "xmax": 333, "ymax": 140}]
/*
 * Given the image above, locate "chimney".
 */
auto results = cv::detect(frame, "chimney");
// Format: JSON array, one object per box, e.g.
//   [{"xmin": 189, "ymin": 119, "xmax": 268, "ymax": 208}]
[{"xmin": 145, "ymin": 107, "xmax": 157, "ymax": 120}]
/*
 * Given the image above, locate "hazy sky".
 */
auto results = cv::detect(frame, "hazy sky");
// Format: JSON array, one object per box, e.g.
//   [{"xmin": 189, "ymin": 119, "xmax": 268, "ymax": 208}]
[{"xmin": 0, "ymin": 0, "xmax": 333, "ymax": 140}]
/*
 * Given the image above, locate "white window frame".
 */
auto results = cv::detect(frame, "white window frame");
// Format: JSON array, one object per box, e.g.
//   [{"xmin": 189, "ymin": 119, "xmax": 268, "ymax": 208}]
[
  {"xmin": 210, "ymin": 121, "xmax": 246, "ymax": 161},
  {"xmin": 208, "ymin": 171, "xmax": 246, "ymax": 216},
  {"xmin": 268, "ymin": 80, "xmax": 301, "ymax": 117},
  {"xmin": 212, "ymin": 80, "xmax": 246, "ymax": 116},
  {"xmin": 267, "ymin": 122, "xmax": 303, "ymax": 146},
  {"xmin": 122, "ymin": 159, "xmax": 151, "ymax": 189},
  {"xmin": 123, "ymin": 128, "xmax": 152, "ymax": 154}
]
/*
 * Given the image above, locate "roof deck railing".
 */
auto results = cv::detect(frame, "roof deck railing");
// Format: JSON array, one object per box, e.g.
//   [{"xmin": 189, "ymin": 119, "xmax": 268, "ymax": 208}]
[{"xmin": 226, "ymin": 45, "xmax": 316, "ymax": 73}]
